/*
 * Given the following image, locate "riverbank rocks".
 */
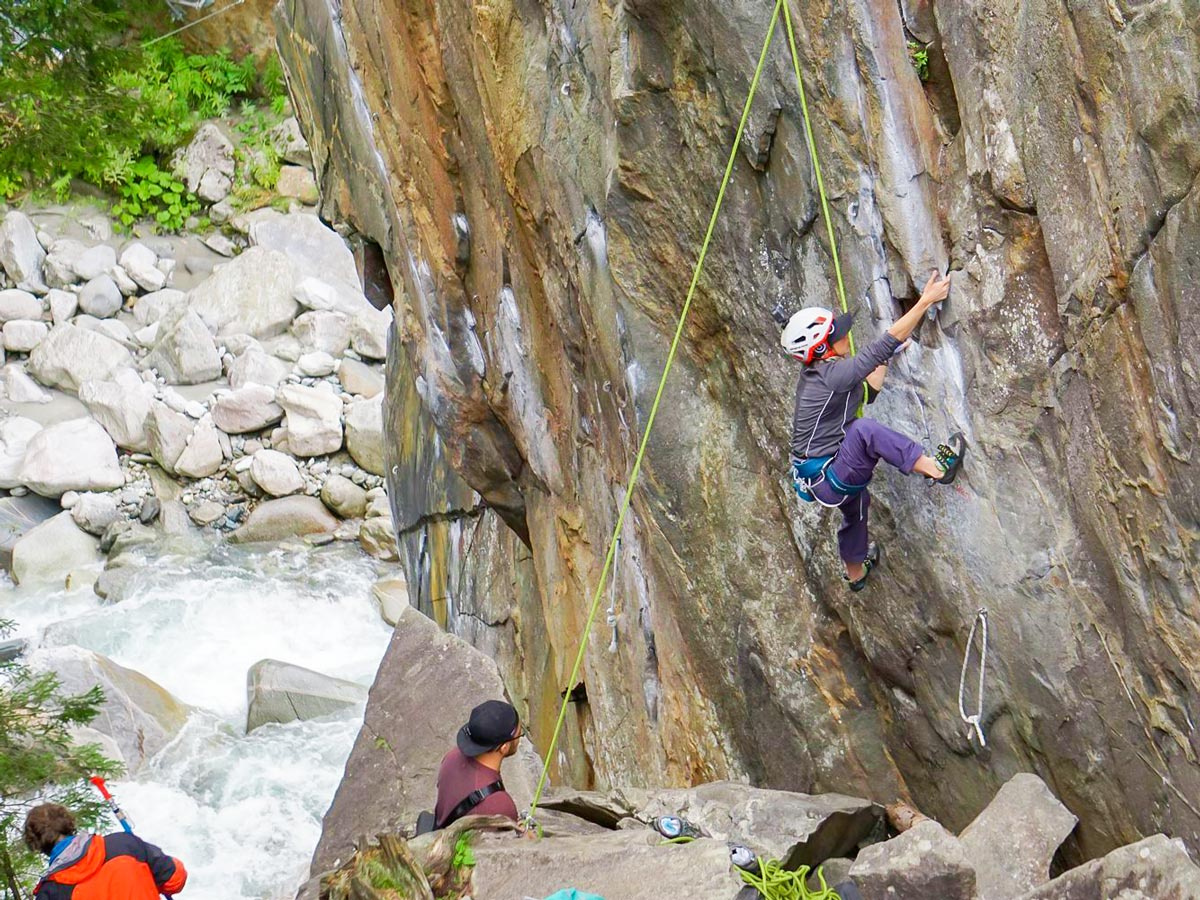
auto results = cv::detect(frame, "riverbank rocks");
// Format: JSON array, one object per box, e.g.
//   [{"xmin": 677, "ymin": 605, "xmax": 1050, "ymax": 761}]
[
  {"xmin": 349, "ymin": 308, "xmax": 390, "ymax": 360},
  {"xmin": 1019, "ymin": 834, "xmax": 1200, "ymax": 899},
  {"xmin": 173, "ymin": 416, "xmax": 223, "ymax": 479},
  {"xmin": 0, "ymin": 212, "xmax": 47, "ymax": 292},
  {"xmin": 119, "ymin": 242, "xmax": 167, "ymax": 293},
  {"xmin": 212, "ymin": 383, "xmax": 283, "ymax": 433},
  {"xmin": 310, "ymin": 605, "xmax": 538, "ymax": 875},
  {"xmin": 320, "ymin": 474, "xmax": 367, "ymax": 518},
  {"xmin": 79, "ymin": 370, "xmax": 156, "ymax": 452},
  {"xmin": 249, "ymin": 212, "xmax": 360, "ymax": 290},
  {"xmin": 18, "ymin": 418, "xmax": 123, "ymax": 496},
  {"xmin": 292, "ymin": 310, "xmax": 351, "ymax": 356},
  {"xmin": 230, "ymin": 495, "xmax": 339, "ymax": 543},
  {"xmin": 358, "ymin": 515, "xmax": 399, "ymax": 561},
  {"xmin": 0, "ymin": 289, "xmax": 45, "ymax": 322},
  {"xmin": 849, "ymin": 820, "xmax": 976, "ymax": 900},
  {"xmin": 133, "ymin": 289, "xmax": 186, "ymax": 325},
  {"xmin": 146, "ymin": 403, "xmax": 194, "ymax": 474},
  {"xmin": 250, "ymin": 448, "xmax": 303, "ymax": 496},
  {"xmin": 11, "ymin": 512, "xmax": 102, "ymax": 585},
  {"xmin": 370, "ymin": 578, "xmax": 408, "ymax": 626},
  {"xmin": 47, "ymin": 289, "xmax": 78, "ymax": 325},
  {"xmin": 959, "ymin": 773, "xmax": 1077, "ymax": 899},
  {"xmin": 228, "ymin": 345, "xmax": 290, "ymax": 389},
  {"xmin": 344, "ymin": 395, "xmax": 384, "ymax": 475},
  {"xmin": 70, "ymin": 493, "xmax": 121, "ymax": 536},
  {"xmin": 143, "ymin": 308, "xmax": 222, "ymax": 384},
  {"xmin": 245, "ymin": 658, "xmax": 368, "ymax": 732},
  {"xmin": 276, "ymin": 165, "xmax": 319, "ymax": 204},
  {"xmin": 190, "ymin": 246, "xmax": 298, "ymax": 337},
  {"xmin": 34, "ymin": 646, "xmax": 191, "ymax": 772},
  {"xmin": 28, "ymin": 323, "xmax": 134, "ymax": 392},
  {"xmin": 277, "ymin": 384, "xmax": 343, "ymax": 456},
  {"xmin": 337, "ymin": 358, "xmax": 383, "ymax": 397}
]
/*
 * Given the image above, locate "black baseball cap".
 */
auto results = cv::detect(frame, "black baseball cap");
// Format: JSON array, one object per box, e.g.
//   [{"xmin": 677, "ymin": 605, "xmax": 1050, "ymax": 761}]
[
  {"xmin": 457, "ymin": 700, "xmax": 520, "ymax": 757},
  {"xmin": 829, "ymin": 312, "xmax": 854, "ymax": 342}
]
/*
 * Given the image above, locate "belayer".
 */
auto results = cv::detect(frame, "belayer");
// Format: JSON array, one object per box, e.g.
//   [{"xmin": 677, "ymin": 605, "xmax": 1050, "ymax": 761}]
[{"xmin": 783, "ymin": 272, "xmax": 965, "ymax": 591}]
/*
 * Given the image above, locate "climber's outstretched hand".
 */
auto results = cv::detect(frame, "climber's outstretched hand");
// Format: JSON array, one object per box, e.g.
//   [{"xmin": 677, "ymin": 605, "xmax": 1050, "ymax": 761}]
[{"xmin": 918, "ymin": 271, "xmax": 951, "ymax": 311}]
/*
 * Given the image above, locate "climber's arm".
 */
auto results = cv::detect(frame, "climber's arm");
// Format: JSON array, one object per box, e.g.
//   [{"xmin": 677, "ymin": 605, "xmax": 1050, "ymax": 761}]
[
  {"xmin": 888, "ymin": 273, "xmax": 950, "ymax": 342},
  {"xmin": 865, "ymin": 364, "xmax": 888, "ymax": 392}
]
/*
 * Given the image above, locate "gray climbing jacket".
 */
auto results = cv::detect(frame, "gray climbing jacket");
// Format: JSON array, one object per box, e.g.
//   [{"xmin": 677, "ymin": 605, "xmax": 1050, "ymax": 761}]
[{"xmin": 790, "ymin": 332, "xmax": 900, "ymax": 462}]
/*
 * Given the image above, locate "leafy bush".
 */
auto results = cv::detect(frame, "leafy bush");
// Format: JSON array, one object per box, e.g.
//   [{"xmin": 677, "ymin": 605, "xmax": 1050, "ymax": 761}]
[
  {"xmin": 111, "ymin": 156, "xmax": 200, "ymax": 232},
  {"xmin": 0, "ymin": 1, "xmax": 279, "ymax": 228},
  {"xmin": 908, "ymin": 40, "xmax": 930, "ymax": 82}
]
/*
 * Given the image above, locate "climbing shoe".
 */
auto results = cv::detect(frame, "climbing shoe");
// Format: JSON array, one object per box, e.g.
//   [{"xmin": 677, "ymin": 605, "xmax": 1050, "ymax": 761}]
[
  {"xmin": 845, "ymin": 543, "xmax": 881, "ymax": 593},
  {"xmin": 932, "ymin": 432, "xmax": 967, "ymax": 484}
]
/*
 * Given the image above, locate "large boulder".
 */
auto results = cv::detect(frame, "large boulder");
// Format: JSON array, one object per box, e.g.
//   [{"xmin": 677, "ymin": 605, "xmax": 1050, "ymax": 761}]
[
  {"xmin": 32, "ymin": 646, "xmax": 192, "ymax": 772},
  {"xmin": 2, "ymin": 364, "xmax": 52, "ymax": 403},
  {"xmin": 70, "ymin": 244, "xmax": 117, "ymax": 282},
  {"xmin": 371, "ymin": 577, "xmax": 409, "ymax": 626},
  {"xmin": 118, "ymin": 242, "xmax": 167, "ymax": 292},
  {"xmin": 1018, "ymin": 834, "xmax": 1200, "ymax": 899},
  {"xmin": 631, "ymin": 782, "xmax": 879, "ymax": 870},
  {"xmin": 3, "ymin": 319, "xmax": 48, "ymax": 353},
  {"xmin": 336, "ymin": 358, "xmax": 384, "ymax": 398},
  {"xmin": 469, "ymin": 830, "xmax": 744, "ymax": 900},
  {"xmin": 230, "ymin": 495, "xmax": 339, "ymax": 543},
  {"xmin": 277, "ymin": 384, "xmax": 343, "ymax": 456},
  {"xmin": 11, "ymin": 512, "xmax": 102, "ymax": 585},
  {"xmin": 132, "ymin": 289, "xmax": 187, "ymax": 326},
  {"xmin": 245, "ymin": 658, "xmax": 368, "ymax": 732},
  {"xmin": 0, "ymin": 417, "xmax": 42, "ymax": 489},
  {"xmin": 28, "ymin": 324, "xmax": 135, "ymax": 393},
  {"xmin": 146, "ymin": 403, "xmax": 194, "ymax": 475},
  {"xmin": 18, "ymin": 418, "xmax": 124, "ymax": 496},
  {"xmin": 250, "ymin": 448, "xmax": 304, "ymax": 496},
  {"xmin": 47, "ymin": 289, "xmax": 78, "ymax": 325},
  {"xmin": 174, "ymin": 416, "xmax": 224, "ymax": 479},
  {"xmin": 211, "ymin": 383, "xmax": 283, "ymax": 433},
  {"xmin": 174, "ymin": 123, "xmax": 235, "ymax": 203},
  {"xmin": 0, "ymin": 289, "xmax": 44, "ymax": 323},
  {"xmin": 142, "ymin": 309, "xmax": 222, "ymax": 384},
  {"xmin": 189, "ymin": 246, "xmax": 299, "ymax": 337},
  {"xmin": 849, "ymin": 820, "xmax": 976, "ymax": 900},
  {"xmin": 292, "ymin": 309, "xmax": 351, "ymax": 356},
  {"xmin": 275, "ymin": 165, "xmax": 320, "ymax": 204},
  {"xmin": 344, "ymin": 394, "xmax": 384, "ymax": 475},
  {"xmin": 320, "ymin": 474, "xmax": 367, "ymax": 518},
  {"xmin": 359, "ymin": 515, "xmax": 399, "ymax": 561},
  {"xmin": 0, "ymin": 212, "xmax": 47, "ymax": 292},
  {"xmin": 77, "ymin": 274, "xmax": 123, "ymax": 318},
  {"xmin": 249, "ymin": 212, "xmax": 361, "ymax": 291},
  {"xmin": 959, "ymin": 773, "xmax": 1077, "ymax": 899},
  {"xmin": 310, "ymin": 605, "xmax": 538, "ymax": 875},
  {"xmin": 350, "ymin": 307, "xmax": 391, "ymax": 361},
  {"xmin": 70, "ymin": 492, "xmax": 121, "ymax": 537},
  {"xmin": 79, "ymin": 369, "xmax": 156, "ymax": 452},
  {"xmin": 227, "ymin": 346, "xmax": 291, "ymax": 389}
]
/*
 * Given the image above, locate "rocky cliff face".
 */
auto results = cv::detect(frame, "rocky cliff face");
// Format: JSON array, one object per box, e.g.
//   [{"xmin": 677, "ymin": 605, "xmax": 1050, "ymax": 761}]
[{"xmin": 276, "ymin": 0, "xmax": 1200, "ymax": 862}]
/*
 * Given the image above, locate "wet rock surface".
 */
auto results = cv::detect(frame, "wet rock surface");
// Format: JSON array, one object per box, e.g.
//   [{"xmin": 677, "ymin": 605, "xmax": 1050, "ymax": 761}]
[{"xmin": 277, "ymin": 0, "xmax": 1200, "ymax": 862}]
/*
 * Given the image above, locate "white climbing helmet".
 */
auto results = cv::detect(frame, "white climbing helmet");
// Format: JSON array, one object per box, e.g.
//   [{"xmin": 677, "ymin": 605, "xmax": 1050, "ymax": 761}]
[{"xmin": 780, "ymin": 307, "xmax": 835, "ymax": 363}]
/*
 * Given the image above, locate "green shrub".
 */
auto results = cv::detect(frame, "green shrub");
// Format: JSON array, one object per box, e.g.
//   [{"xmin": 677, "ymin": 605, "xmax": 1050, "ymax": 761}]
[
  {"xmin": 908, "ymin": 41, "xmax": 930, "ymax": 82},
  {"xmin": 111, "ymin": 156, "xmax": 200, "ymax": 233}
]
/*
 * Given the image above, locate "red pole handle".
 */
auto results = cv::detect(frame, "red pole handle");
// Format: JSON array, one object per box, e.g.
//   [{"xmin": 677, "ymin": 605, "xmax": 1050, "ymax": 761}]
[{"xmin": 90, "ymin": 776, "xmax": 113, "ymax": 800}]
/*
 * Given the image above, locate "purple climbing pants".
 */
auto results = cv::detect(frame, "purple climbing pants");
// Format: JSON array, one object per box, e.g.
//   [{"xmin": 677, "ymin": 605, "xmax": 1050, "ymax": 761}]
[{"xmin": 811, "ymin": 418, "xmax": 924, "ymax": 564}]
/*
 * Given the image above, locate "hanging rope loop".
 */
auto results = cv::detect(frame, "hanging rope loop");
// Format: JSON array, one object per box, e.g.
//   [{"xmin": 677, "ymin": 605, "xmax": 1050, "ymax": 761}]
[{"xmin": 958, "ymin": 607, "xmax": 989, "ymax": 747}]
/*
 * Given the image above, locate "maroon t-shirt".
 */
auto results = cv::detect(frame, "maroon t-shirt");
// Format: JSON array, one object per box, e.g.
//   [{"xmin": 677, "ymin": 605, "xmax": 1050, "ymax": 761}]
[{"xmin": 433, "ymin": 748, "xmax": 518, "ymax": 825}]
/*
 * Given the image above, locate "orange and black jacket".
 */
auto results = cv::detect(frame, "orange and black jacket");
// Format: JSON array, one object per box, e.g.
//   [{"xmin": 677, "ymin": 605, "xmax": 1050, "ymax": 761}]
[{"xmin": 34, "ymin": 832, "xmax": 187, "ymax": 899}]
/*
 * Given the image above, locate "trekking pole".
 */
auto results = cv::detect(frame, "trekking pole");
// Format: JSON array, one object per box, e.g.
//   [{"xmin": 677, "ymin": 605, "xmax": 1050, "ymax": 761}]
[{"xmin": 89, "ymin": 777, "xmax": 134, "ymax": 835}]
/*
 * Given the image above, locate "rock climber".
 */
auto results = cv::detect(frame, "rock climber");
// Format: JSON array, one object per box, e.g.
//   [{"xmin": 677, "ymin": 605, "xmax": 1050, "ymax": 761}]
[
  {"xmin": 783, "ymin": 272, "xmax": 965, "ymax": 591},
  {"xmin": 23, "ymin": 802, "xmax": 187, "ymax": 899},
  {"xmin": 431, "ymin": 699, "xmax": 523, "ymax": 829}
]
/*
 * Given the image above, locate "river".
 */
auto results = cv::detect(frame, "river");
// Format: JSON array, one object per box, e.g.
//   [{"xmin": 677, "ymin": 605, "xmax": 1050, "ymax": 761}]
[{"xmin": 2, "ymin": 537, "xmax": 394, "ymax": 899}]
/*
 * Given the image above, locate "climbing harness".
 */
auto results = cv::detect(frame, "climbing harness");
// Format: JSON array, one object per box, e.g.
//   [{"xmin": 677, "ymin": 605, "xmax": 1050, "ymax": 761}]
[
  {"xmin": 525, "ymin": 0, "xmax": 866, "ymax": 825},
  {"xmin": 732, "ymin": 845, "xmax": 841, "ymax": 900},
  {"xmin": 792, "ymin": 457, "xmax": 870, "ymax": 504},
  {"xmin": 957, "ymin": 607, "xmax": 989, "ymax": 747}
]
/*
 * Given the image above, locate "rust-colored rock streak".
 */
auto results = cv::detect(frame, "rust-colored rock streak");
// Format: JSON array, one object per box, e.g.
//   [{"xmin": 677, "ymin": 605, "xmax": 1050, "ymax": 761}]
[{"xmin": 276, "ymin": 0, "xmax": 1200, "ymax": 862}]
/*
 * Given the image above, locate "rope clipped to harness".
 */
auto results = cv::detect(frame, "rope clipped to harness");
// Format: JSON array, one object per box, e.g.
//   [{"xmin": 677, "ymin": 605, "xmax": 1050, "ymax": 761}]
[{"xmin": 957, "ymin": 607, "xmax": 989, "ymax": 747}]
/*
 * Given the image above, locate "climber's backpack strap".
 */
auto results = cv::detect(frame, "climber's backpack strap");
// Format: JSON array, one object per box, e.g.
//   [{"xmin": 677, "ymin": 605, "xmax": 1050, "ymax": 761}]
[{"xmin": 437, "ymin": 779, "xmax": 505, "ymax": 830}]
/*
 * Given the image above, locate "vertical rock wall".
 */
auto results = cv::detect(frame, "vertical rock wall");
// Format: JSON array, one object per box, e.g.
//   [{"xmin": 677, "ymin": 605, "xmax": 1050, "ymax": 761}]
[{"xmin": 276, "ymin": 0, "xmax": 1200, "ymax": 861}]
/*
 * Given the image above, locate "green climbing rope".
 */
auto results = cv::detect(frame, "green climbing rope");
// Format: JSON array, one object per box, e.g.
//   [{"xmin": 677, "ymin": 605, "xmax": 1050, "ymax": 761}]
[
  {"xmin": 739, "ymin": 860, "xmax": 841, "ymax": 900},
  {"xmin": 780, "ymin": 0, "xmax": 867, "ymax": 409},
  {"xmin": 525, "ymin": 0, "xmax": 786, "ymax": 823},
  {"xmin": 525, "ymin": 0, "xmax": 861, "ymax": 822}
]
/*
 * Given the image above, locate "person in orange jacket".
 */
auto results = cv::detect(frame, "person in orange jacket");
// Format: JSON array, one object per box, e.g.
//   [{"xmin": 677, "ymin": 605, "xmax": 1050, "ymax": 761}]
[{"xmin": 25, "ymin": 803, "xmax": 187, "ymax": 899}]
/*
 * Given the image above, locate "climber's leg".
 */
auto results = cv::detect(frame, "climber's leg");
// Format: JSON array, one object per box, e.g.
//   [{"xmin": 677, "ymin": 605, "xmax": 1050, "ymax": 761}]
[
  {"xmin": 837, "ymin": 488, "xmax": 871, "ymax": 569},
  {"xmin": 830, "ymin": 418, "xmax": 924, "ymax": 486}
]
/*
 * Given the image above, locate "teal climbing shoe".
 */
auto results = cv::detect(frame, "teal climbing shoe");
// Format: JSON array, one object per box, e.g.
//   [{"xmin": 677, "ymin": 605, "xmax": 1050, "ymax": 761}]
[
  {"xmin": 933, "ymin": 432, "xmax": 967, "ymax": 484},
  {"xmin": 846, "ymin": 543, "xmax": 881, "ymax": 593}
]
